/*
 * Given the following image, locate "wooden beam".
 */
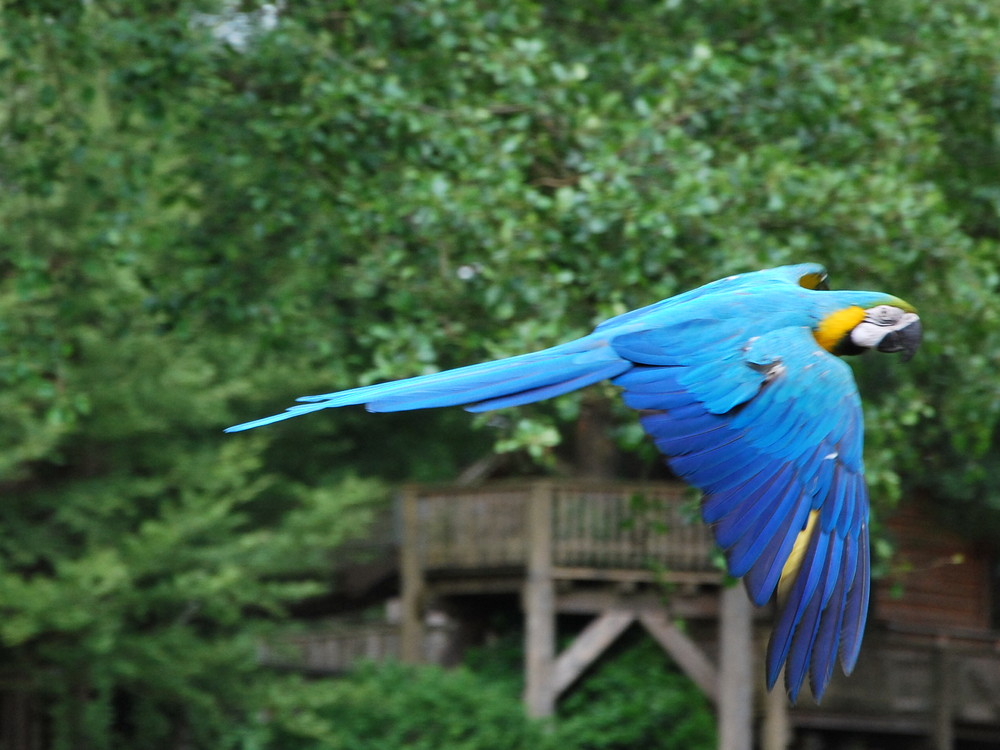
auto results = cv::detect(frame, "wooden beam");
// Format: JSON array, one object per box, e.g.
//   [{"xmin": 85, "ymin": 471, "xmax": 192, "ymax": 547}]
[
  {"xmin": 399, "ymin": 487, "xmax": 424, "ymax": 663},
  {"xmin": 553, "ymin": 609, "xmax": 635, "ymax": 697},
  {"xmin": 718, "ymin": 585, "xmax": 753, "ymax": 750},
  {"xmin": 426, "ymin": 578, "xmax": 523, "ymax": 596},
  {"xmin": 557, "ymin": 589, "xmax": 720, "ymax": 619},
  {"xmin": 524, "ymin": 483, "xmax": 556, "ymax": 717},
  {"xmin": 551, "ymin": 566, "xmax": 721, "ymax": 585},
  {"xmin": 639, "ymin": 610, "xmax": 719, "ymax": 702}
]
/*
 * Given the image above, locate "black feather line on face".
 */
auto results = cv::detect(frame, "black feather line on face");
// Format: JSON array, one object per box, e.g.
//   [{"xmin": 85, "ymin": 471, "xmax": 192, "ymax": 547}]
[{"xmin": 832, "ymin": 337, "xmax": 867, "ymax": 357}]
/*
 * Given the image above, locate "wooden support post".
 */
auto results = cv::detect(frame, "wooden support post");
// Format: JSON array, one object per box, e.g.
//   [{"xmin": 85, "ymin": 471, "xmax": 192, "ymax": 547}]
[
  {"xmin": 761, "ymin": 670, "xmax": 790, "ymax": 750},
  {"xmin": 400, "ymin": 487, "xmax": 425, "ymax": 663},
  {"xmin": 933, "ymin": 642, "xmax": 953, "ymax": 750},
  {"xmin": 553, "ymin": 609, "xmax": 635, "ymax": 696},
  {"xmin": 524, "ymin": 483, "xmax": 556, "ymax": 717},
  {"xmin": 719, "ymin": 585, "xmax": 753, "ymax": 750},
  {"xmin": 639, "ymin": 611, "xmax": 719, "ymax": 702}
]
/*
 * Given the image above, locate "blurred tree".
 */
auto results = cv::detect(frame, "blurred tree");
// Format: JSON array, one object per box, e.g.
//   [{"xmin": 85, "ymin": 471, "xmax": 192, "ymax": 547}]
[{"xmin": 1, "ymin": 0, "xmax": 998, "ymax": 747}]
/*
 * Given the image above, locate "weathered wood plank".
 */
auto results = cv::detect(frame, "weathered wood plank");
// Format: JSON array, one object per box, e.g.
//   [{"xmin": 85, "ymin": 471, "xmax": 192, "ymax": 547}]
[{"xmin": 552, "ymin": 609, "xmax": 636, "ymax": 696}]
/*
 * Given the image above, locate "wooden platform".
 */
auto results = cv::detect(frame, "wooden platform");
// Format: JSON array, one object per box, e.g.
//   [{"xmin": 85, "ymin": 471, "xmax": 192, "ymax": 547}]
[{"xmin": 270, "ymin": 480, "xmax": 1000, "ymax": 750}]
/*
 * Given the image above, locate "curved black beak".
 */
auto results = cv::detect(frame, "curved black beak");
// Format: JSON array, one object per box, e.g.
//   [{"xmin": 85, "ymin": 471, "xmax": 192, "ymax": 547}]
[{"xmin": 876, "ymin": 317, "xmax": 922, "ymax": 361}]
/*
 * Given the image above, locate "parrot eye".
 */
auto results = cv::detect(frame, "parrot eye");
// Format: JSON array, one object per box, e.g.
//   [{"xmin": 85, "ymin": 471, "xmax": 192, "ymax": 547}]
[
  {"xmin": 867, "ymin": 305, "xmax": 903, "ymax": 326},
  {"xmin": 799, "ymin": 272, "xmax": 830, "ymax": 291}
]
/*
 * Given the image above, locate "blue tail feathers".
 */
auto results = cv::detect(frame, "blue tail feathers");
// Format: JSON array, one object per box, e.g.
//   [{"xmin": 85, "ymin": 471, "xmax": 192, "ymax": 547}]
[{"xmin": 225, "ymin": 339, "xmax": 628, "ymax": 432}]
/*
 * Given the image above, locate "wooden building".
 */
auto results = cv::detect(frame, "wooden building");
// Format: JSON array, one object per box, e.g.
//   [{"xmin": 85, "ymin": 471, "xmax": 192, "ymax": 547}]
[{"xmin": 268, "ymin": 480, "xmax": 1000, "ymax": 750}]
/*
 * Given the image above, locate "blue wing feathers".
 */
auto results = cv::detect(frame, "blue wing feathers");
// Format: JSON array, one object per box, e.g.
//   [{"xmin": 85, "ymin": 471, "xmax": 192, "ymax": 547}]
[
  {"xmin": 743, "ymin": 497, "xmax": 812, "ymax": 606},
  {"xmin": 724, "ymin": 474, "xmax": 803, "ymax": 577},
  {"xmin": 697, "ymin": 452, "xmax": 773, "ymax": 495},
  {"xmin": 638, "ymin": 407, "xmax": 724, "ymax": 445},
  {"xmin": 810, "ymin": 453, "xmax": 839, "ymax": 504},
  {"xmin": 653, "ymin": 427, "xmax": 737, "ymax": 459},
  {"xmin": 840, "ymin": 520, "xmax": 870, "ymax": 674},
  {"xmin": 622, "ymin": 389, "xmax": 693, "ymax": 411},
  {"xmin": 685, "ymin": 372, "xmax": 762, "ymax": 414},
  {"xmin": 810, "ymin": 549, "xmax": 851, "ymax": 699},
  {"xmin": 701, "ymin": 460, "xmax": 784, "ymax": 522},
  {"xmin": 836, "ymin": 477, "xmax": 855, "ymax": 537},
  {"xmin": 713, "ymin": 469, "xmax": 788, "ymax": 548},
  {"xmin": 821, "ymin": 470, "xmax": 849, "ymax": 531},
  {"xmin": 638, "ymin": 408, "xmax": 720, "ymax": 441},
  {"xmin": 751, "ymin": 410, "xmax": 806, "ymax": 454},
  {"xmin": 785, "ymin": 533, "xmax": 842, "ymax": 701},
  {"xmin": 767, "ymin": 528, "xmax": 830, "ymax": 693},
  {"xmin": 611, "ymin": 322, "xmax": 745, "ymax": 367},
  {"xmin": 612, "ymin": 366, "xmax": 685, "ymax": 389},
  {"xmin": 669, "ymin": 440, "xmax": 762, "ymax": 486}
]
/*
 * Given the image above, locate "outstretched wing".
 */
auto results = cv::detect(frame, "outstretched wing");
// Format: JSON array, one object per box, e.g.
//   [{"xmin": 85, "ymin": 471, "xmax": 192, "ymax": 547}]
[{"xmin": 612, "ymin": 325, "xmax": 869, "ymax": 702}]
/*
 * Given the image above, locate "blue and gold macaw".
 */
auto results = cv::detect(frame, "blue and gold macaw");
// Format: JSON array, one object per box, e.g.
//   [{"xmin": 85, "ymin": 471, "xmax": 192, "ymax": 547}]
[{"xmin": 227, "ymin": 263, "xmax": 921, "ymax": 701}]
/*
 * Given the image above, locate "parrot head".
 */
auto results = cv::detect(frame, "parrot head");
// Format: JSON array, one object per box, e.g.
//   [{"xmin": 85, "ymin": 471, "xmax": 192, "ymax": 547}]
[
  {"xmin": 815, "ymin": 298, "xmax": 922, "ymax": 361},
  {"xmin": 851, "ymin": 304, "xmax": 922, "ymax": 361}
]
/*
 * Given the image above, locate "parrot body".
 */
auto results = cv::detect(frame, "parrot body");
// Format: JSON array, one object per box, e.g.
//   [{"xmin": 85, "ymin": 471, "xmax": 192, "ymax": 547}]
[{"xmin": 227, "ymin": 263, "xmax": 921, "ymax": 701}]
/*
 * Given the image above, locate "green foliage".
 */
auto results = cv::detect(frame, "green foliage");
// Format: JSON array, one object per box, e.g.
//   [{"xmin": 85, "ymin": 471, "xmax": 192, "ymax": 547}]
[
  {"xmin": 556, "ymin": 637, "xmax": 715, "ymax": 750},
  {"xmin": 466, "ymin": 630, "xmax": 716, "ymax": 750},
  {"xmin": 0, "ymin": 464, "xmax": 384, "ymax": 749},
  {"xmin": 0, "ymin": 0, "xmax": 999, "ymax": 746},
  {"xmin": 260, "ymin": 662, "xmax": 554, "ymax": 750},
  {"xmin": 267, "ymin": 631, "xmax": 715, "ymax": 750}
]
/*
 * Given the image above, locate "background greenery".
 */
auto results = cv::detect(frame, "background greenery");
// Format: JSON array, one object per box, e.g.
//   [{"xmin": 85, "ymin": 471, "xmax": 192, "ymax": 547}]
[{"xmin": 1, "ymin": 0, "xmax": 998, "ymax": 747}]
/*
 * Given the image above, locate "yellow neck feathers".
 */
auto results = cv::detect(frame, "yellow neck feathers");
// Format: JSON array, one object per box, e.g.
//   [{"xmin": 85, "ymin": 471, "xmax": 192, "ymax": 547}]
[{"xmin": 814, "ymin": 306, "xmax": 866, "ymax": 353}]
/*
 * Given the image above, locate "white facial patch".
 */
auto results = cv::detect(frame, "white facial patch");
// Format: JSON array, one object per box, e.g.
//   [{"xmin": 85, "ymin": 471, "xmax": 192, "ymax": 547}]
[{"xmin": 850, "ymin": 306, "xmax": 919, "ymax": 348}]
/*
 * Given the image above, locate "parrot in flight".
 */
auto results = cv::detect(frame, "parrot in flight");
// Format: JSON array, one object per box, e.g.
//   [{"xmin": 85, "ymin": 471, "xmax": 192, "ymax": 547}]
[{"xmin": 227, "ymin": 263, "xmax": 921, "ymax": 701}]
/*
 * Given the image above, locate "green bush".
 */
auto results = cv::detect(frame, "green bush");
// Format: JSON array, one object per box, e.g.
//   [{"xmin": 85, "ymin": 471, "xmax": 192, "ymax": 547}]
[
  {"xmin": 260, "ymin": 633, "xmax": 714, "ymax": 750},
  {"xmin": 465, "ymin": 628, "xmax": 716, "ymax": 750},
  {"xmin": 260, "ymin": 662, "xmax": 555, "ymax": 750},
  {"xmin": 555, "ymin": 637, "xmax": 715, "ymax": 750}
]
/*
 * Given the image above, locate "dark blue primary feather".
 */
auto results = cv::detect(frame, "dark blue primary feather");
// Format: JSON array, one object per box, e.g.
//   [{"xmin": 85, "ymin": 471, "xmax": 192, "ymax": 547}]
[{"xmin": 227, "ymin": 262, "xmax": 890, "ymax": 702}]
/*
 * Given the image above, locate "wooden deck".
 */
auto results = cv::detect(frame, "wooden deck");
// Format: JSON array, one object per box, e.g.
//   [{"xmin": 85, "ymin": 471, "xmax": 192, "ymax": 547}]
[
  {"xmin": 264, "ymin": 480, "xmax": 1000, "ymax": 748},
  {"xmin": 406, "ymin": 480, "xmax": 717, "ymax": 578}
]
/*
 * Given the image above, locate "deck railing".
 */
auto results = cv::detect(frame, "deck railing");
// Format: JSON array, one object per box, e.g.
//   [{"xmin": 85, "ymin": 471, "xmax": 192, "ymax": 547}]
[
  {"xmin": 260, "ymin": 624, "xmax": 400, "ymax": 674},
  {"xmin": 406, "ymin": 480, "xmax": 717, "ymax": 577}
]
